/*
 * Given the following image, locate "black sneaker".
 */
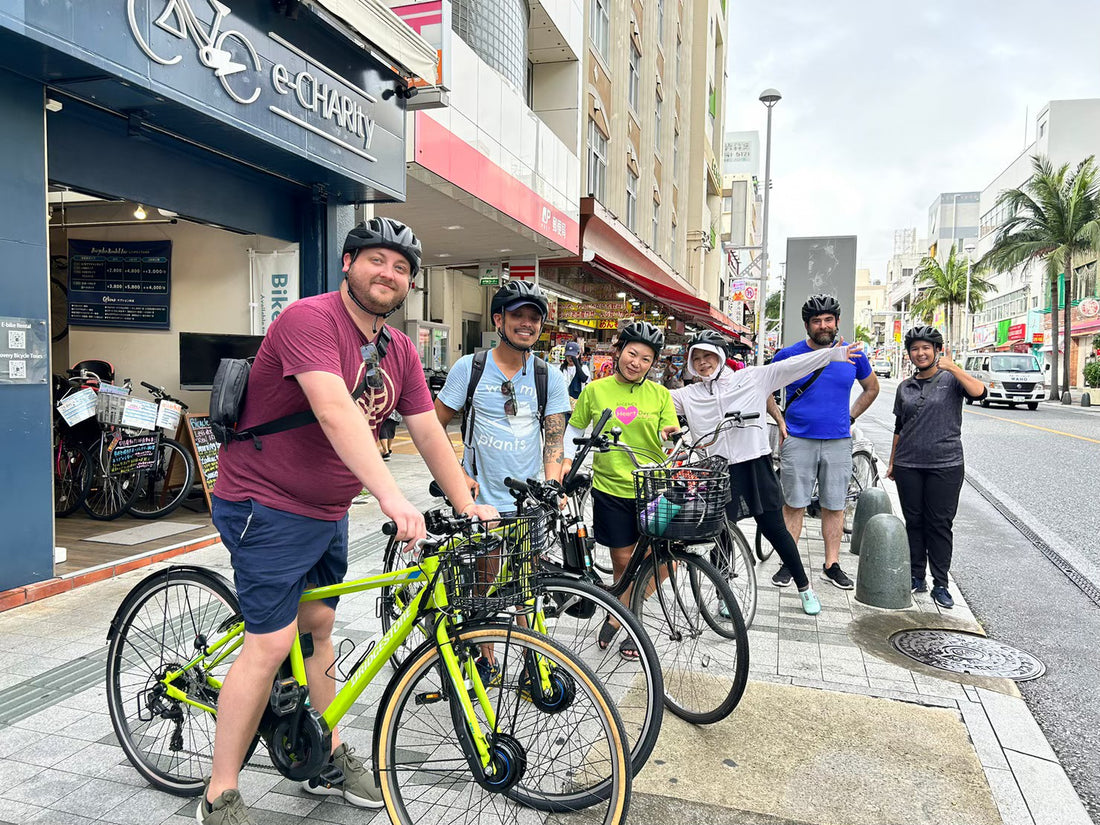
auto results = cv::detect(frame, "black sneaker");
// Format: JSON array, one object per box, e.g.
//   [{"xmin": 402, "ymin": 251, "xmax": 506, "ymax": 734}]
[
  {"xmin": 931, "ymin": 585, "xmax": 954, "ymax": 609},
  {"xmin": 820, "ymin": 563, "xmax": 854, "ymax": 590},
  {"xmin": 771, "ymin": 565, "xmax": 793, "ymax": 587},
  {"xmin": 911, "ymin": 577, "xmax": 928, "ymax": 593}
]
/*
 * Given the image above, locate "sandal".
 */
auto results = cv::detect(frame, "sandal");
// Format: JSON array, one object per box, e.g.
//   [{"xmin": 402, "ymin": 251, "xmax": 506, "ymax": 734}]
[
  {"xmin": 618, "ymin": 637, "xmax": 640, "ymax": 661},
  {"xmin": 597, "ymin": 616, "xmax": 619, "ymax": 650}
]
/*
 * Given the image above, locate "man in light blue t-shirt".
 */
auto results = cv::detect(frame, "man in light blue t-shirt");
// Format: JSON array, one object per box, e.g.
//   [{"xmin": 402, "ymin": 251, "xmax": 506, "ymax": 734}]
[
  {"xmin": 435, "ymin": 282, "xmax": 570, "ymax": 513},
  {"xmin": 771, "ymin": 294, "xmax": 879, "ymax": 591}
]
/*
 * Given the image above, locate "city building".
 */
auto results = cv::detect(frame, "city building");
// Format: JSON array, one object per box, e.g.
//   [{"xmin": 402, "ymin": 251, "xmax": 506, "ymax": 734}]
[
  {"xmin": 973, "ymin": 99, "xmax": 1100, "ymax": 386},
  {"xmin": 854, "ymin": 268, "xmax": 886, "ymax": 329},
  {"xmin": 928, "ymin": 191, "xmax": 980, "ymax": 263},
  {"xmin": 720, "ymin": 130, "xmax": 762, "ymax": 348}
]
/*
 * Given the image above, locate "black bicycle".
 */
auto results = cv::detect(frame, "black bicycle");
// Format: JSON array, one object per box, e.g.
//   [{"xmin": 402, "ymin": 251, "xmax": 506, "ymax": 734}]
[{"xmin": 127, "ymin": 382, "xmax": 195, "ymax": 519}]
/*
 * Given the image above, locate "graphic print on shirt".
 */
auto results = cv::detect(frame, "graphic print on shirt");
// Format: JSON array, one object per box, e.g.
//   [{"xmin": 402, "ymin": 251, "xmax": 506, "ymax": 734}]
[
  {"xmin": 615, "ymin": 405, "xmax": 639, "ymax": 425},
  {"xmin": 352, "ymin": 360, "xmax": 396, "ymax": 430},
  {"xmin": 472, "ymin": 380, "xmax": 540, "ymax": 454}
]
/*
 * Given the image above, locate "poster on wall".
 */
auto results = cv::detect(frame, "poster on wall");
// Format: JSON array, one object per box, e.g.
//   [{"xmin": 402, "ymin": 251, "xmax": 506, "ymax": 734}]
[
  {"xmin": 67, "ymin": 240, "xmax": 171, "ymax": 330},
  {"xmin": 250, "ymin": 248, "xmax": 299, "ymax": 334},
  {"xmin": 782, "ymin": 236, "xmax": 857, "ymax": 347}
]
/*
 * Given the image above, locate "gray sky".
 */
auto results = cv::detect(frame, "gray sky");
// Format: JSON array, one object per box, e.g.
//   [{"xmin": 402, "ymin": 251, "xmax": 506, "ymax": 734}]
[{"xmin": 726, "ymin": 0, "xmax": 1100, "ymax": 285}]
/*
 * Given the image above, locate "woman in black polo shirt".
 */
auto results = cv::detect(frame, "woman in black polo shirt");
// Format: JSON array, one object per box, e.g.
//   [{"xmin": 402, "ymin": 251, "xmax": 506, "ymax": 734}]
[{"xmin": 887, "ymin": 326, "xmax": 987, "ymax": 609}]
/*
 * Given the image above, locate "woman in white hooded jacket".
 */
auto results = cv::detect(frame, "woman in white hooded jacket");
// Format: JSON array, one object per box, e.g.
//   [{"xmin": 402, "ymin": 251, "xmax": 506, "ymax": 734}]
[{"xmin": 670, "ymin": 331, "xmax": 864, "ymax": 615}]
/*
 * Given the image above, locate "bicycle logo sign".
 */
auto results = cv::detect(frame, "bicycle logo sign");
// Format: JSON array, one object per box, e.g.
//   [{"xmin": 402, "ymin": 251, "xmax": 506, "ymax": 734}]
[{"xmin": 127, "ymin": 0, "xmax": 379, "ymax": 161}]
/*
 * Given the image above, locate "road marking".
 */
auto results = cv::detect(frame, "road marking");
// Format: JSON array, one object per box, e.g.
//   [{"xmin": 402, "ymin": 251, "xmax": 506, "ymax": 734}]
[{"xmin": 965, "ymin": 409, "xmax": 1100, "ymax": 444}]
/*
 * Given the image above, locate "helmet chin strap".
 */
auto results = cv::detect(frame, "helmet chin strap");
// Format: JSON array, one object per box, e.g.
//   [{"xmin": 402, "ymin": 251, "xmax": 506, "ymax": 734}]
[
  {"xmin": 346, "ymin": 275, "xmax": 403, "ymax": 334},
  {"xmin": 613, "ymin": 354, "xmax": 647, "ymax": 391}
]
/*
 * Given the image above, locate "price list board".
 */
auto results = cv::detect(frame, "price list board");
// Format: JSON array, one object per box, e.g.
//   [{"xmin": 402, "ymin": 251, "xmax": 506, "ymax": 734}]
[{"xmin": 67, "ymin": 239, "xmax": 172, "ymax": 330}]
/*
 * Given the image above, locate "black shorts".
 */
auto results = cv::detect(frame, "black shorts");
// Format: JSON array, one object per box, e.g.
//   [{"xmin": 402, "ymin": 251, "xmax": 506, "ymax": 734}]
[
  {"xmin": 591, "ymin": 488, "xmax": 639, "ymax": 548},
  {"xmin": 378, "ymin": 419, "xmax": 397, "ymax": 440}
]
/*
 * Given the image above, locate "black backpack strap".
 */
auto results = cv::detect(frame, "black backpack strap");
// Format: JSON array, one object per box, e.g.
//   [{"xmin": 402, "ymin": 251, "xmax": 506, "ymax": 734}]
[
  {"xmin": 237, "ymin": 377, "xmax": 372, "ymax": 449},
  {"xmin": 783, "ymin": 366, "xmax": 827, "ymax": 413},
  {"xmin": 533, "ymin": 356, "xmax": 548, "ymax": 425}
]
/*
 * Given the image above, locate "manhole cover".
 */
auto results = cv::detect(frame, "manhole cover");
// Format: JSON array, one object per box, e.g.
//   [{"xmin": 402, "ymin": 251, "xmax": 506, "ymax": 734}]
[{"xmin": 890, "ymin": 629, "xmax": 1045, "ymax": 681}]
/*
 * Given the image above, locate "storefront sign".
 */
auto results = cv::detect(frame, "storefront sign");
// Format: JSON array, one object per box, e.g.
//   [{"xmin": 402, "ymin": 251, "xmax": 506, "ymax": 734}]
[
  {"xmin": 973, "ymin": 325, "xmax": 996, "ymax": 348},
  {"xmin": 559, "ymin": 301, "xmax": 629, "ymax": 321},
  {"xmin": 1007, "ymin": 323, "xmax": 1026, "ymax": 341},
  {"xmin": 250, "ymin": 248, "xmax": 299, "ymax": 334},
  {"xmin": 1032, "ymin": 332, "xmax": 1045, "ymax": 344},
  {"xmin": 67, "ymin": 240, "xmax": 171, "ymax": 330},
  {"xmin": 0, "ymin": 317, "xmax": 48, "ymax": 385},
  {"xmin": 391, "ymin": 0, "xmax": 452, "ymax": 90},
  {"xmin": 479, "ymin": 266, "xmax": 500, "ymax": 286}
]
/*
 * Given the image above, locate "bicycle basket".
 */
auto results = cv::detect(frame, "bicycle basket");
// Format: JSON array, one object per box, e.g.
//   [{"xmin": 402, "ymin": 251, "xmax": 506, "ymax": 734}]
[
  {"xmin": 634, "ymin": 458, "xmax": 731, "ymax": 540},
  {"xmin": 439, "ymin": 509, "xmax": 550, "ymax": 613}
]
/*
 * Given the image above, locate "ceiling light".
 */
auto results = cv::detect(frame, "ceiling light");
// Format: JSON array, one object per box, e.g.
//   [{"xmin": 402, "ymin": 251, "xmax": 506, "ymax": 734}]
[
  {"xmin": 133, "ymin": 204, "xmax": 147, "ymax": 220},
  {"xmin": 650, "ymin": 309, "xmax": 659, "ymax": 316},
  {"xmin": 443, "ymin": 225, "xmax": 463, "ymax": 230},
  {"xmin": 499, "ymin": 248, "xmax": 512, "ymax": 253},
  {"xmin": 437, "ymin": 253, "xmax": 451, "ymax": 258},
  {"xmin": 616, "ymin": 292, "xmax": 627, "ymax": 298},
  {"xmin": 157, "ymin": 208, "xmax": 178, "ymax": 218}
]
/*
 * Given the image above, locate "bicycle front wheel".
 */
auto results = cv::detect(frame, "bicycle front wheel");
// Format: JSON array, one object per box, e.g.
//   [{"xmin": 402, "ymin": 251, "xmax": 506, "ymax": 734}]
[
  {"xmin": 54, "ymin": 435, "xmax": 91, "ymax": 517},
  {"xmin": 129, "ymin": 437, "xmax": 195, "ymax": 519},
  {"xmin": 105, "ymin": 567, "xmax": 248, "ymax": 796},
  {"xmin": 535, "ymin": 575, "xmax": 663, "ymax": 776},
  {"xmin": 686, "ymin": 520, "xmax": 758, "ymax": 628},
  {"xmin": 376, "ymin": 624, "xmax": 631, "ymax": 825},
  {"xmin": 84, "ymin": 438, "xmax": 141, "ymax": 520},
  {"xmin": 845, "ymin": 449, "xmax": 879, "ymax": 534},
  {"xmin": 631, "ymin": 548, "xmax": 749, "ymax": 725}
]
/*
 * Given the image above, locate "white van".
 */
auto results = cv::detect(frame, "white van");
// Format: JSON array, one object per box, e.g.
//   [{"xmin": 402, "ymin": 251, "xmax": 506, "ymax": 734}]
[{"xmin": 962, "ymin": 352, "xmax": 1045, "ymax": 410}]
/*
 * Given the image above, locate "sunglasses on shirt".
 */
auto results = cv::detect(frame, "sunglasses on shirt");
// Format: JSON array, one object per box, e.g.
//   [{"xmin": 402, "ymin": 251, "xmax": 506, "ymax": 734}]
[
  {"xmin": 360, "ymin": 342, "xmax": 384, "ymax": 391},
  {"xmin": 501, "ymin": 380, "xmax": 517, "ymax": 416}
]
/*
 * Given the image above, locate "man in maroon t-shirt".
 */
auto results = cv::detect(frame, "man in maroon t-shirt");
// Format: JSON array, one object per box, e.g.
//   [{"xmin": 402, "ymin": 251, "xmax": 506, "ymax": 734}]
[{"xmin": 201, "ymin": 218, "xmax": 498, "ymax": 825}]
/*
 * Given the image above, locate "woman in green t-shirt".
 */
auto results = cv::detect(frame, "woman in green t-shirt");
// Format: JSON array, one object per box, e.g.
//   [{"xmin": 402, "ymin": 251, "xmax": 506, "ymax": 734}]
[{"xmin": 563, "ymin": 322, "xmax": 679, "ymax": 659}]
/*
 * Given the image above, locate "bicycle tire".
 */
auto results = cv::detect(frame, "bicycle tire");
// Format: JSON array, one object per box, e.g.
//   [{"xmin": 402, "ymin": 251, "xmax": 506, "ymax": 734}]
[
  {"xmin": 84, "ymin": 437, "xmax": 142, "ymax": 520},
  {"xmin": 535, "ymin": 574, "xmax": 663, "ymax": 777},
  {"xmin": 376, "ymin": 623, "xmax": 631, "ymax": 825},
  {"xmin": 54, "ymin": 435, "xmax": 91, "ymax": 517},
  {"xmin": 686, "ymin": 520, "xmax": 758, "ymax": 628},
  {"xmin": 845, "ymin": 450, "xmax": 878, "ymax": 535},
  {"xmin": 754, "ymin": 526, "xmax": 776, "ymax": 563},
  {"xmin": 105, "ymin": 567, "xmax": 254, "ymax": 796},
  {"xmin": 630, "ymin": 548, "xmax": 749, "ymax": 725},
  {"xmin": 128, "ymin": 437, "xmax": 195, "ymax": 519}
]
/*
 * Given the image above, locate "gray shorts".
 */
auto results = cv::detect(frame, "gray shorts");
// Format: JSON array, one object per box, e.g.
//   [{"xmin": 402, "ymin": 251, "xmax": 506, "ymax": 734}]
[{"xmin": 779, "ymin": 436, "xmax": 852, "ymax": 511}]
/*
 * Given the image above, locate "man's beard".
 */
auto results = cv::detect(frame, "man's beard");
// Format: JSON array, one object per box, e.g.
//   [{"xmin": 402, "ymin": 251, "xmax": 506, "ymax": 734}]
[
  {"xmin": 348, "ymin": 278, "xmax": 407, "ymax": 316},
  {"xmin": 810, "ymin": 328, "xmax": 837, "ymax": 346}
]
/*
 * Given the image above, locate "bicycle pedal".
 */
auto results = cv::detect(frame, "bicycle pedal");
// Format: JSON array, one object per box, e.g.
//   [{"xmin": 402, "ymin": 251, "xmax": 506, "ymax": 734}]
[
  {"xmin": 270, "ymin": 677, "xmax": 302, "ymax": 716},
  {"xmin": 414, "ymin": 691, "xmax": 444, "ymax": 705},
  {"xmin": 310, "ymin": 762, "xmax": 345, "ymax": 788}
]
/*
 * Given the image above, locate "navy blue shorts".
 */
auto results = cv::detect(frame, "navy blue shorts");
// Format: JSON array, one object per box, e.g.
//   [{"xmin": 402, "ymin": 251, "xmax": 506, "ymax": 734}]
[
  {"xmin": 212, "ymin": 496, "xmax": 348, "ymax": 634},
  {"xmin": 591, "ymin": 488, "xmax": 639, "ymax": 549}
]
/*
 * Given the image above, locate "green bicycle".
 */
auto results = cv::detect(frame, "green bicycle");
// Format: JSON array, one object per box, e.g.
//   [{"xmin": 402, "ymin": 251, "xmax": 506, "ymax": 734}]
[{"xmin": 105, "ymin": 508, "xmax": 632, "ymax": 825}]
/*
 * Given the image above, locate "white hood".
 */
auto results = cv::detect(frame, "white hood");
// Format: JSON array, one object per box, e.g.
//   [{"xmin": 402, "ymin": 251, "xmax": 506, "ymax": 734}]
[{"xmin": 685, "ymin": 343, "xmax": 726, "ymax": 380}]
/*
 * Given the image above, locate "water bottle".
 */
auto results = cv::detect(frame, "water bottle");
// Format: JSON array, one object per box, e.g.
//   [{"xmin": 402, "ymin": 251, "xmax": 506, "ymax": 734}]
[{"xmin": 643, "ymin": 494, "xmax": 682, "ymax": 536}]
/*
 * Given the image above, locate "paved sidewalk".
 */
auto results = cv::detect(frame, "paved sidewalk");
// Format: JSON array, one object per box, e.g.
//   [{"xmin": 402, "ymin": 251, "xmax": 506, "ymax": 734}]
[{"xmin": 0, "ymin": 452, "xmax": 1092, "ymax": 824}]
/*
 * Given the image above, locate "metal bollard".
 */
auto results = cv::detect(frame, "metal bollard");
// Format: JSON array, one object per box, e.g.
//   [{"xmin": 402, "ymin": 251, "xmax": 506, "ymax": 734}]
[
  {"xmin": 1061, "ymin": 392, "xmax": 1073, "ymax": 405},
  {"xmin": 850, "ymin": 487, "xmax": 893, "ymax": 556},
  {"xmin": 1083, "ymin": 392, "xmax": 1092, "ymax": 408},
  {"xmin": 854, "ymin": 513, "xmax": 912, "ymax": 610}
]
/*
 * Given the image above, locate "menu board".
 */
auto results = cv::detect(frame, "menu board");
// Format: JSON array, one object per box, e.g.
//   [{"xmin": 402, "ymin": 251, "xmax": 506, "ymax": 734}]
[
  {"xmin": 108, "ymin": 433, "xmax": 161, "ymax": 475},
  {"xmin": 181, "ymin": 413, "xmax": 219, "ymax": 510},
  {"xmin": 67, "ymin": 239, "xmax": 171, "ymax": 330}
]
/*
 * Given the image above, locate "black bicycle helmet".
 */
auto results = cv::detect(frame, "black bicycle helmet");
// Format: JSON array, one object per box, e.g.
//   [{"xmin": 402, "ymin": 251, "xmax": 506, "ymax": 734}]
[
  {"xmin": 342, "ymin": 217, "xmax": 422, "ymax": 277},
  {"xmin": 904, "ymin": 325, "xmax": 944, "ymax": 351},
  {"xmin": 490, "ymin": 281, "xmax": 549, "ymax": 319},
  {"xmin": 687, "ymin": 330, "xmax": 729, "ymax": 352},
  {"xmin": 801, "ymin": 293, "xmax": 842, "ymax": 322},
  {"xmin": 616, "ymin": 321, "xmax": 665, "ymax": 354}
]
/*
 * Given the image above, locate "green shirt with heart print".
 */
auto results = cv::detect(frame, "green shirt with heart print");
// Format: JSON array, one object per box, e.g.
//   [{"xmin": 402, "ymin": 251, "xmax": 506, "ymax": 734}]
[{"xmin": 570, "ymin": 375, "xmax": 678, "ymax": 499}]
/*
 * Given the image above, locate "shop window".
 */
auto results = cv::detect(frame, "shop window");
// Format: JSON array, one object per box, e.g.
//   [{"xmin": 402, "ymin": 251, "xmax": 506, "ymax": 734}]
[
  {"xmin": 629, "ymin": 42, "xmax": 641, "ymax": 112},
  {"xmin": 1073, "ymin": 261, "xmax": 1097, "ymax": 302},
  {"xmin": 626, "ymin": 168, "xmax": 639, "ymax": 233}
]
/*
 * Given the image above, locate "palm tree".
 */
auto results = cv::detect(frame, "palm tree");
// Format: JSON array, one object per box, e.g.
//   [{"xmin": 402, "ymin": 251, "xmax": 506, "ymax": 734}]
[
  {"xmin": 981, "ymin": 155, "xmax": 1100, "ymax": 398},
  {"xmin": 910, "ymin": 243, "xmax": 993, "ymax": 347},
  {"xmin": 854, "ymin": 324, "xmax": 873, "ymax": 346}
]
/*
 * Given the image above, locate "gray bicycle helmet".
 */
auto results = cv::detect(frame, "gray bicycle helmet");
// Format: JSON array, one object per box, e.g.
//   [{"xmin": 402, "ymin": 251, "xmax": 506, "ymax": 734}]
[
  {"xmin": 491, "ymin": 281, "xmax": 549, "ymax": 319},
  {"xmin": 801, "ymin": 294, "xmax": 842, "ymax": 322},
  {"xmin": 617, "ymin": 321, "xmax": 665, "ymax": 354},
  {"xmin": 687, "ymin": 330, "xmax": 729, "ymax": 353},
  {"xmin": 343, "ymin": 217, "xmax": 422, "ymax": 277},
  {"xmin": 904, "ymin": 325, "xmax": 944, "ymax": 351}
]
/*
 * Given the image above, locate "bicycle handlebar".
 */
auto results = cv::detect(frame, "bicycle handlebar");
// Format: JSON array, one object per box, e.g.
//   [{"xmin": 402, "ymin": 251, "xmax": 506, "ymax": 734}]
[{"xmin": 563, "ymin": 407, "xmax": 614, "ymax": 488}]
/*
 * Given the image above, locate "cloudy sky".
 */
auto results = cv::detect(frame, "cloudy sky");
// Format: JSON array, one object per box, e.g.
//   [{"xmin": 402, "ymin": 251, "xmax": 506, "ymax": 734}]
[{"xmin": 725, "ymin": 0, "xmax": 1100, "ymax": 285}]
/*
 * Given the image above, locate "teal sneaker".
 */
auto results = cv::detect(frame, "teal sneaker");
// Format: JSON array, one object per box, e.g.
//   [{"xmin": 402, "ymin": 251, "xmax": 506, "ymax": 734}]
[{"xmin": 799, "ymin": 588, "xmax": 821, "ymax": 616}]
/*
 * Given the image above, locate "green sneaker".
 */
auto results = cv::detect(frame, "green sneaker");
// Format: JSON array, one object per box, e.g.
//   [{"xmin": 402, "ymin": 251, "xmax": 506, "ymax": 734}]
[
  {"xmin": 302, "ymin": 743, "xmax": 384, "ymax": 809},
  {"xmin": 196, "ymin": 782, "xmax": 255, "ymax": 824},
  {"xmin": 799, "ymin": 588, "xmax": 821, "ymax": 616}
]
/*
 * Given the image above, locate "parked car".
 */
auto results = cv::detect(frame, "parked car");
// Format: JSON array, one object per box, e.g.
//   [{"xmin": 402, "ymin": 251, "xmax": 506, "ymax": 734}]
[
  {"xmin": 872, "ymin": 358, "xmax": 892, "ymax": 378},
  {"xmin": 962, "ymin": 352, "xmax": 1044, "ymax": 410}
]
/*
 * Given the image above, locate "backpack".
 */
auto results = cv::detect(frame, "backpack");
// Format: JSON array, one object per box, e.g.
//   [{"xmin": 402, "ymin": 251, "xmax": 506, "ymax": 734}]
[
  {"xmin": 210, "ymin": 329, "xmax": 388, "ymax": 449},
  {"xmin": 462, "ymin": 350, "xmax": 549, "ymax": 446}
]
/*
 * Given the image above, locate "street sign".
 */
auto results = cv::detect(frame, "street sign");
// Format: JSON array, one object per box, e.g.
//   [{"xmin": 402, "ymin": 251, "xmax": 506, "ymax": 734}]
[{"xmin": 479, "ymin": 266, "xmax": 499, "ymax": 286}]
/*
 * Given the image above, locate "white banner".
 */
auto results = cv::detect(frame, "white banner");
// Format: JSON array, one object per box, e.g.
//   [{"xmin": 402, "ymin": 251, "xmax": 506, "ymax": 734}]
[{"xmin": 250, "ymin": 248, "xmax": 300, "ymax": 334}]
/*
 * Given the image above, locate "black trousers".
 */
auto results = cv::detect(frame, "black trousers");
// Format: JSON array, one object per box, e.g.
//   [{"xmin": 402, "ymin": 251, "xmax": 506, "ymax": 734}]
[
  {"xmin": 893, "ymin": 464, "xmax": 965, "ymax": 588},
  {"xmin": 743, "ymin": 508, "xmax": 810, "ymax": 590}
]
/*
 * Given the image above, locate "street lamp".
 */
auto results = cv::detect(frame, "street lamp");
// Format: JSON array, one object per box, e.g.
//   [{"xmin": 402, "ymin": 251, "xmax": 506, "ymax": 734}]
[
  {"xmin": 962, "ymin": 240, "xmax": 976, "ymax": 353},
  {"xmin": 756, "ymin": 87, "xmax": 781, "ymax": 365}
]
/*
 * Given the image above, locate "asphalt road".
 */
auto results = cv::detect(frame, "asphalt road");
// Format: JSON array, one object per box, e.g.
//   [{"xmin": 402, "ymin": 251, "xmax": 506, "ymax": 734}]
[{"xmin": 856, "ymin": 379, "xmax": 1100, "ymax": 822}]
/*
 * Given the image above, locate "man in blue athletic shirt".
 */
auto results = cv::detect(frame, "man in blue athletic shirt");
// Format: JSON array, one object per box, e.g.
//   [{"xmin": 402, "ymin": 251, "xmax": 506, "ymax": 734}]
[{"xmin": 770, "ymin": 294, "xmax": 879, "ymax": 590}]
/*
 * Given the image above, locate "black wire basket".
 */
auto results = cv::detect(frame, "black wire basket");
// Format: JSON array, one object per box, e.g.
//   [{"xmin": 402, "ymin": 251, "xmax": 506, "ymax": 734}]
[
  {"xmin": 634, "ymin": 457, "xmax": 731, "ymax": 540},
  {"xmin": 440, "ymin": 508, "xmax": 552, "ymax": 613}
]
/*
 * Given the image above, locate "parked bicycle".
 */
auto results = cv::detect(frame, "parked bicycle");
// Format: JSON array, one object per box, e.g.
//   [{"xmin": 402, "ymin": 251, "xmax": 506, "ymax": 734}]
[
  {"xmin": 106, "ymin": 507, "xmax": 632, "ymax": 825},
  {"xmin": 127, "ymin": 382, "xmax": 195, "ymax": 519}
]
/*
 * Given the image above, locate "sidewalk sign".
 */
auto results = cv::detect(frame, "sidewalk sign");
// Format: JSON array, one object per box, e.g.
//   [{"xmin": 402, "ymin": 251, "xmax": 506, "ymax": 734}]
[{"xmin": 177, "ymin": 413, "xmax": 218, "ymax": 511}]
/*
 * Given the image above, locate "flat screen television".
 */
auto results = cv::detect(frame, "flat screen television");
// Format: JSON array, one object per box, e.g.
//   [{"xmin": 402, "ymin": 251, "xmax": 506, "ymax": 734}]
[{"xmin": 179, "ymin": 332, "xmax": 265, "ymax": 389}]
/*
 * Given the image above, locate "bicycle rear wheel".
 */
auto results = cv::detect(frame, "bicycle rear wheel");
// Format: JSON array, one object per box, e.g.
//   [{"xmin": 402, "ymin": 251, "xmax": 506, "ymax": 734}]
[
  {"xmin": 53, "ymin": 434, "xmax": 91, "ymax": 517},
  {"xmin": 630, "ymin": 548, "xmax": 749, "ymax": 725},
  {"xmin": 844, "ymin": 450, "xmax": 879, "ymax": 534},
  {"xmin": 84, "ymin": 438, "xmax": 141, "ymax": 520},
  {"xmin": 534, "ymin": 574, "xmax": 663, "ymax": 777},
  {"xmin": 376, "ymin": 624, "xmax": 631, "ymax": 825},
  {"xmin": 129, "ymin": 437, "xmax": 195, "ymax": 519},
  {"xmin": 686, "ymin": 520, "xmax": 758, "ymax": 628},
  {"xmin": 105, "ymin": 567, "xmax": 249, "ymax": 796}
]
